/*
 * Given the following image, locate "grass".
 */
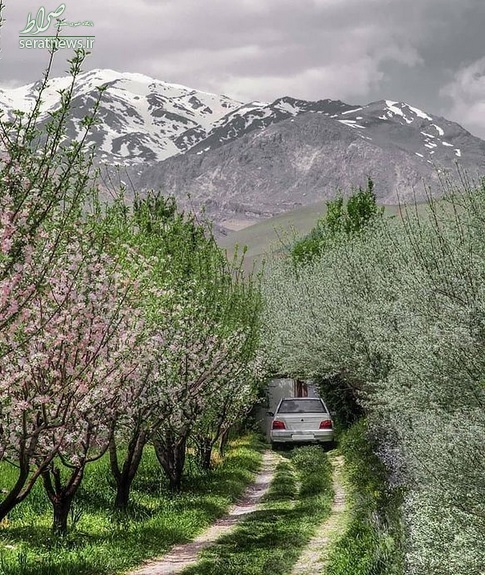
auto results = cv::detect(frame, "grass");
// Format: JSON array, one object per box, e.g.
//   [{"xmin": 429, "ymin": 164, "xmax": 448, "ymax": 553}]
[
  {"xmin": 217, "ymin": 199, "xmax": 437, "ymax": 270},
  {"xmin": 325, "ymin": 421, "xmax": 404, "ymax": 575},
  {"xmin": 182, "ymin": 445, "xmax": 334, "ymax": 575},
  {"xmin": 0, "ymin": 435, "xmax": 264, "ymax": 575}
]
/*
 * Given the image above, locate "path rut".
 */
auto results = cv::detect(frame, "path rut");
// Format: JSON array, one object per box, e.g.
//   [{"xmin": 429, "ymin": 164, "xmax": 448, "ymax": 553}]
[
  {"xmin": 290, "ymin": 454, "xmax": 348, "ymax": 575},
  {"xmin": 127, "ymin": 450, "xmax": 279, "ymax": 575}
]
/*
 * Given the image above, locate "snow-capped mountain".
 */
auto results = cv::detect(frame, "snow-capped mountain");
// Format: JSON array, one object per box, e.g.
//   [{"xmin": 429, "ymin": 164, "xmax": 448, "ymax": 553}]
[
  {"xmin": 0, "ymin": 69, "xmax": 243, "ymax": 164},
  {"xmin": 329, "ymin": 100, "xmax": 477, "ymax": 165},
  {"xmin": 138, "ymin": 98, "xmax": 485, "ymax": 228},
  {"xmin": 182, "ymin": 97, "xmax": 481, "ymax": 166},
  {"xmin": 2, "ymin": 69, "xmax": 485, "ymax": 232},
  {"xmin": 185, "ymin": 97, "xmax": 359, "ymax": 156}
]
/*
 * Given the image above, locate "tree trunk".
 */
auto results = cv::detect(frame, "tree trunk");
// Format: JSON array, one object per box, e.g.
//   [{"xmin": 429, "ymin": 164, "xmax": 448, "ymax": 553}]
[
  {"xmin": 219, "ymin": 429, "xmax": 230, "ymax": 458},
  {"xmin": 114, "ymin": 475, "xmax": 135, "ymax": 510},
  {"xmin": 153, "ymin": 432, "xmax": 187, "ymax": 491},
  {"xmin": 197, "ymin": 437, "xmax": 213, "ymax": 470},
  {"xmin": 52, "ymin": 496, "xmax": 74, "ymax": 535},
  {"xmin": 0, "ymin": 435, "xmax": 53, "ymax": 521},
  {"xmin": 42, "ymin": 465, "xmax": 84, "ymax": 535},
  {"xmin": 109, "ymin": 431, "xmax": 147, "ymax": 511},
  {"xmin": 0, "ymin": 463, "xmax": 30, "ymax": 521}
]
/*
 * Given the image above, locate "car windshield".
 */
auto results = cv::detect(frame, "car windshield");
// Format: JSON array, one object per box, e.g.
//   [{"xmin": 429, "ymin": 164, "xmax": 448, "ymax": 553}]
[{"xmin": 277, "ymin": 399, "xmax": 326, "ymax": 414}]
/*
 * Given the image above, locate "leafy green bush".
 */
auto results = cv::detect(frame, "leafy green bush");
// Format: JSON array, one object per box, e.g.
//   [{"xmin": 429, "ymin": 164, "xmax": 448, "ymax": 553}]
[
  {"xmin": 291, "ymin": 178, "xmax": 383, "ymax": 265},
  {"xmin": 314, "ymin": 373, "xmax": 364, "ymax": 429},
  {"xmin": 326, "ymin": 421, "xmax": 404, "ymax": 575}
]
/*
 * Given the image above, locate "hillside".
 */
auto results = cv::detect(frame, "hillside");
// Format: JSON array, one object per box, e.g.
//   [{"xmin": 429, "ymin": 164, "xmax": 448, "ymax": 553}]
[{"xmin": 217, "ymin": 200, "xmax": 436, "ymax": 269}]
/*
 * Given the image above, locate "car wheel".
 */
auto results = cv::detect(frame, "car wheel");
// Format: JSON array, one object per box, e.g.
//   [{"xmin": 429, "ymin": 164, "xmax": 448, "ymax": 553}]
[{"xmin": 271, "ymin": 442, "xmax": 283, "ymax": 451}]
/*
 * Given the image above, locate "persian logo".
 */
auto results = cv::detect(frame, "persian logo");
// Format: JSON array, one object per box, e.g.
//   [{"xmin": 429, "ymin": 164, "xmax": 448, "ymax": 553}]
[
  {"xmin": 20, "ymin": 4, "xmax": 67, "ymax": 35},
  {"xmin": 19, "ymin": 4, "xmax": 95, "ymax": 49}
]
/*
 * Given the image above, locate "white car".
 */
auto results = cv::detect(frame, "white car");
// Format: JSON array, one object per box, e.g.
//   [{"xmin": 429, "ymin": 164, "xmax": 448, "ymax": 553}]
[{"xmin": 269, "ymin": 397, "xmax": 334, "ymax": 449}]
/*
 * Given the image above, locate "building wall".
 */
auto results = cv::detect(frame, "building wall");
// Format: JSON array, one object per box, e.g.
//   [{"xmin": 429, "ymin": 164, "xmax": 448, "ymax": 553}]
[{"xmin": 267, "ymin": 378, "xmax": 295, "ymax": 412}]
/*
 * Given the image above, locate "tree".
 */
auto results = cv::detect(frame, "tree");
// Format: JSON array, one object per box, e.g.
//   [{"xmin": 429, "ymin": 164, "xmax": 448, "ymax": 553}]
[
  {"xmin": 192, "ymin": 362, "xmax": 261, "ymax": 469},
  {"xmin": 0, "ymin": 48, "xmax": 113, "ymax": 527},
  {"xmin": 0, "ymin": 232, "xmax": 142, "ymax": 531},
  {"xmin": 291, "ymin": 177, "xmax": 383, "ymax": 265},
  {"xmin": 104, "ymin": 194, "xmax": 262, "ymax": 503},
  {"xmin": 151, "ymin": 301, "xmax": 251, "ymax": 488}
]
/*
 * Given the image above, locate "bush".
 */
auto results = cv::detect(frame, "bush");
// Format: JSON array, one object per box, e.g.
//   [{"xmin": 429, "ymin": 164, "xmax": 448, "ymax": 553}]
[{"xmin": 326, "ymin": 420, "xmax": 404, "ymax": 575}]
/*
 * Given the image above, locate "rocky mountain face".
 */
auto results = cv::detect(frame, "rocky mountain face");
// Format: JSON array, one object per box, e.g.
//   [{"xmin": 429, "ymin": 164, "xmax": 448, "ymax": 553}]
[
  {"xmin": 138, "ymin": 97, "xmax": 485, "ymax": 230},
  {"xmin": 2, "ymin": 70, "xmax": 485, "ymax": 233}
]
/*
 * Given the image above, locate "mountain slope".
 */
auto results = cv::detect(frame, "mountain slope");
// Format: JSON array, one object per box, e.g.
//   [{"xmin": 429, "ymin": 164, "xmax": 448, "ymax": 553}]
[
  {"xmin": 0, "ymin": 69, "xmax": 242, "ymax": 165},
  {"xmin": 138, "ymin": 99, "xmax": 485, "ymax": 229}
]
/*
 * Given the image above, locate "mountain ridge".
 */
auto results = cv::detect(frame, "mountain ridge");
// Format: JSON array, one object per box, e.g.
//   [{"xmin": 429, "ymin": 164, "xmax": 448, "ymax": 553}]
[
  {"xmin": 1, "ymin": 69, "xmax": 484, "ymax": 233},
  {"xmin": 136, "ymin": 94, "xmax": 485, "ymax": 230},
  {"xmin": 0, "ymin": 69, "xmax": 244, "ymax": 165}
]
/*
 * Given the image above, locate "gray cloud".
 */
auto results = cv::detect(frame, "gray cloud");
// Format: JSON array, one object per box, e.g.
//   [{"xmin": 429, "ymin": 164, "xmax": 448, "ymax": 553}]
[
  {"xmin": 441, "ymin": 57, "xmax": 485, "ymax": 134},
  {"xmin": 1, "ymin": 0, "xmax": 485, "ymax": 136}
]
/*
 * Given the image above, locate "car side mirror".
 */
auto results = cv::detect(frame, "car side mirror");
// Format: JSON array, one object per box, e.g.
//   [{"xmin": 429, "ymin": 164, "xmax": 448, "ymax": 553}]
[{"xmin": 267, "ymin": 411, "xmax": 274, "ymax": 417}]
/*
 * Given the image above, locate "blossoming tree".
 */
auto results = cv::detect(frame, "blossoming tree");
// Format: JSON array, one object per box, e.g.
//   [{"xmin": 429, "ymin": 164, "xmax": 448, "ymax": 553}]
[
  {"xmin": 106, "ymin": 193, "xmax": 262, "ymax": 502},
  {"xmin": 0, "ymin": 232, "xmax": 143, "ymax": 532}
]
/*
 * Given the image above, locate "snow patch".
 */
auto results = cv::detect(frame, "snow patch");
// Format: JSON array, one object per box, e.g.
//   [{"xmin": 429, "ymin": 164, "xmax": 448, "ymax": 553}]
[
  {"xmin": 274, "ymin": 100, "xmax": 300, "ymax": 115},
  {"xmin": 432, "ymin": 124, "xmax": 444, "ymax": 136},
  {"xmin": 341, "ymin": 107, "xmax": 363, "ymax": 115},
  {"xmin": 386, "ymin": 100, "xmax": 405, "ymax": 117},
  {"xmin": 406, "ymin": 104, "xmax": 432, "ymax": 121},
  {"xmin": 338, "ymin": 119, "xmax": 366, "ymax": 129},
  {"xmin": 455, "ymin": 149, "xmax": 462, "ymax": 157},
  {"xmin": 385, "ymin": 101, "xmax": 413, "ymax": 123},
  {"xmin": 442, "ymin": 141, "xmax": 453, "ymax": 147},
  {"xmin": 386, "ymin": 100, "xmax": 432, "ymax": 124}
]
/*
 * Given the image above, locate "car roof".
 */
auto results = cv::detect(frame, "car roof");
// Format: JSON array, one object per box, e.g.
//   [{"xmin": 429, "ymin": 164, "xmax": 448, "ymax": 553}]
[{"xmin": 281, "ymin": 397, "xmax": 322, "ymax": 400}]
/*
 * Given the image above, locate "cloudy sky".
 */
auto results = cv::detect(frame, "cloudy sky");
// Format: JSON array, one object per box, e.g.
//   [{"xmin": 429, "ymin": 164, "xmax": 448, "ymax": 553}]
[{"xmin": 1, "ymin": 0, "xmax": 485, "ymax": 137}]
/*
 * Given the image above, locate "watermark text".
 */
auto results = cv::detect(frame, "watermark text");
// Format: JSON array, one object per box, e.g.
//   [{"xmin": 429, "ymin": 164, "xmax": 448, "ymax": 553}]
[{"xmin": 19, "ymin": 4, "xmax": 95, "ymax": 49}]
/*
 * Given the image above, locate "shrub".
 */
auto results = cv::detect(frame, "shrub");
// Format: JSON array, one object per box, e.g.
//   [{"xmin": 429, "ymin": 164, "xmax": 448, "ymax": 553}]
[{"xmin": 326, "ymin": 420, "xmax": 404, "ymax": 575}]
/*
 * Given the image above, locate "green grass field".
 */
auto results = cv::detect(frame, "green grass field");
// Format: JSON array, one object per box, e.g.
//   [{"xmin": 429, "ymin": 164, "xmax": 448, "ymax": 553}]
[
  {"xmin": 218, "ymin": 199, "xmax": 439, "ymax": 270},
  {"xmin": 0, "ymin": 436, "xmax": 264, "ymax": 575}
]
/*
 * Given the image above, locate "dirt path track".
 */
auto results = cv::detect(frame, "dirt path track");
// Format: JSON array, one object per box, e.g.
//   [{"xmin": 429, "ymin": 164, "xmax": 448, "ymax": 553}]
[
  {"xmin": 128, "ymin": 450, "xmax": 279, "ymax": 575},
  {"xmin": 290, "ymin": 454, "xmax": 348, "ymax": 575}
]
